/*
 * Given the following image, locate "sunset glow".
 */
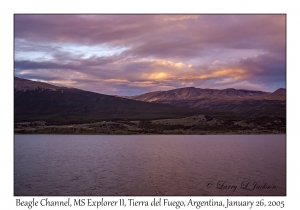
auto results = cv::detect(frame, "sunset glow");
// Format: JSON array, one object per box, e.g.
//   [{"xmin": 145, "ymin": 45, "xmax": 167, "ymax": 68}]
[{"xmin": 14, "ymin": 14, "xmax": 286, "ymax": 96}]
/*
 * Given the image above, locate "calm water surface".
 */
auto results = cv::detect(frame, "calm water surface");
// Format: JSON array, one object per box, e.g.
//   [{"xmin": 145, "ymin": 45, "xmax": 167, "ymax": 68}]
[{"xmin": 14, "ymin": 135, "xmax": 286, "ymax": 196}]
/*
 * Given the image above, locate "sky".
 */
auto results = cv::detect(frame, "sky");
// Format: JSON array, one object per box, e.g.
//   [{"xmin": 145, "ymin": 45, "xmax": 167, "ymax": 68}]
[{"xmin": 14, "ymin": 14, "xmax": 286, "ymax": 96}]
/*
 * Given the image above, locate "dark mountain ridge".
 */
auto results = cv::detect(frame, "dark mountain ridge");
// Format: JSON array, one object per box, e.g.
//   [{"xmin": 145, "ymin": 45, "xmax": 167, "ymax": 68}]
[
  {"xmin": 14, "ymin": 77, "xmax": 286, "ymax": 125},
  {"xmin": 14, "ymin": 77, "xmax": 202, "ymax": 124}
]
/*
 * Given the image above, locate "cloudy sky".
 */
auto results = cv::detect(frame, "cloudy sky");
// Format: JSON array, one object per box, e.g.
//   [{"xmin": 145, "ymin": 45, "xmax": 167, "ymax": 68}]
[{"xmin": 14, "ymin": 14, "xmax": 286, "ymax": 96}]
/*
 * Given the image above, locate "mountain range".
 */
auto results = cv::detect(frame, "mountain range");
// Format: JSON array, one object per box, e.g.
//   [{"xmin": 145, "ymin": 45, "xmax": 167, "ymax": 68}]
[
  {"xmin": 14, "ymin": 77, "xmax": 201, "ymax": 124},
  {"xmin": 130, "ymin": 87, "xmax": 286, "ymax": 117},
  {"xmin": 130, "ymin": 86, "xmax": 286, "ymax": 101},
  {"xmin": 14, "ymin": 77, "xmax": 286, "ymax": 125}
]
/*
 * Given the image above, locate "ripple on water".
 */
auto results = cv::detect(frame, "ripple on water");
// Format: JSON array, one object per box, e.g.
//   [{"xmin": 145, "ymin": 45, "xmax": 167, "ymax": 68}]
[{"xmin": 14, "ymin": 134, "xmax": 286, "ymax": 196}]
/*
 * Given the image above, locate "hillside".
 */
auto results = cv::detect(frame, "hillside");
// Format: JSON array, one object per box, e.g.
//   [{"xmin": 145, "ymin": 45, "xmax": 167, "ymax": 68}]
[
  {"xmin": 14, "ymin": 77, "xmax": 202, "ymax": 124},
  {"xmin": 130, "ymin": 87, "xmax": 269, "ymax": 101},
  {"xmin": 130, "ymin": 87, "xmax": 286, "ymax": 117}
]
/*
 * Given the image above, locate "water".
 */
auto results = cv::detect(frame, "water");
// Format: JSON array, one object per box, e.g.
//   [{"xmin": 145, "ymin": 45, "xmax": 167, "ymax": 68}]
[{"xmin": 14, "ymin": 135, "xmax": 286, "ymax": 196}]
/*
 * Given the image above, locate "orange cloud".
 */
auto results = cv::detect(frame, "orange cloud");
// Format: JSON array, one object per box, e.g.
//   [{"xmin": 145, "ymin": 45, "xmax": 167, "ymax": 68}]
[
  {"xmin": 177, "ymin": 68, "xmax": 251, "ymax": 81},
  {"xmin": 145, "ymin": 72, "xmax": 169, "ymax": 80},
  {"xmin": 207, "ymin": 68, "xmax": 250, "ymax": 80},
  {"xmin": 152, "ymin": 59, "xmax": 185, "ymax": 69}
]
